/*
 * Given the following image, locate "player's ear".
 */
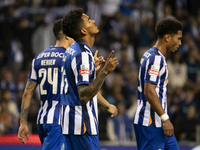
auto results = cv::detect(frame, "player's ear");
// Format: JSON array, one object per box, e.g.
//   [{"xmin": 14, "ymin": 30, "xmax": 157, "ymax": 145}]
[
  {"xmin": 81, "ymin": 28, "xmax": 87, "ymax": 35},
  {"xmin": 65, "ymin": 35, "xmax": 69, "ymax": 40},
  {"xmin": 164, "ymin": 34, "xmax": 171, "ymax": 42}
]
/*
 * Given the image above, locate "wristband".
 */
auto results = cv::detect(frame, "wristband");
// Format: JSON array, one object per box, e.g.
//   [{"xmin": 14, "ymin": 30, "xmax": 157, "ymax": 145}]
[{"xmin": 160, "ymin": 113, "xmax": 169, "ymax": 122}]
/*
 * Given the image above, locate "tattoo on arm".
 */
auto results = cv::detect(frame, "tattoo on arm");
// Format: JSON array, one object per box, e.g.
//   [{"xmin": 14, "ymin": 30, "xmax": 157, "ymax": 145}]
[
  {"xmin": 20, "ymin": 102, "xmax": 31, "ymax": 123},
  {"xmin": 26, "ymin": 81, "xmax": 37, "ymax": 94},
  {"xmin": 78, "ymin": 70, "xmax": 107, "ymax": 103},
  {"xmin": 20, "ymin": 81, "xmax": 37, "ymax": 123}
]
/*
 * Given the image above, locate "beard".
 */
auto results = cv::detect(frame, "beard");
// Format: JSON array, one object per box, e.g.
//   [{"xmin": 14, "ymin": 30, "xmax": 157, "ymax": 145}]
[
  {"xmin": 166, "ymin": 47, "xmax": 174, "ymax": 59},
  {"xmin": 166, "ymin": 48, "xmax": 170, "ymax": 54}
]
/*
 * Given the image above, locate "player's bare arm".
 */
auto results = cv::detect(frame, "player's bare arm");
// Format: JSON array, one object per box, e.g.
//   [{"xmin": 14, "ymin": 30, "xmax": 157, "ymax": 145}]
[
  {"xmin": 97, "ymin": 92, "xmax": 118, "ymax": 117},
  {"xmin": 18, "ymin": 81, "xmax": 37, "ymax": 144},
  {"xmin": 144, "ymin": 82, "xmax": 174, "ymax": 137},
  {"xmin": 20, "ymin": 81, "xmax": 38, "ymax": 123},
  {"xmin": 94, "ymin": 51, "xmax": 117, "ymax": 116},
  {"xmin": 78, "ymin": 50, "xmax": 119, "ymax": 104}
]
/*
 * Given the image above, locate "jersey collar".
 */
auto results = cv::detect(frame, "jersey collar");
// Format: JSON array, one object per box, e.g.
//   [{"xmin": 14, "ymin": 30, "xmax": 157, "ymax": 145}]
[
  {"xmin": 77, "ymin": 42, "xmax": 92, "ymax": 53},
  {"xmin": 153, "ymin": 46, "xmax": 166, "ymax": 59},
  {"xmin": 50, "ymin": 46, "xmax": 66, "ymax": 50}
]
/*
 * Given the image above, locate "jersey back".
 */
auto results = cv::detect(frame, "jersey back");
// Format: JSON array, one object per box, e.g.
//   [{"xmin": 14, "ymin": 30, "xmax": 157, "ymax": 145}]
[
  {"xmin": 134, "ymin": 47, "xmax": 168, "ymax": 127},
  {"xmin": 28, "ymin": 46, "xmax": 66, "ymax": 124}
]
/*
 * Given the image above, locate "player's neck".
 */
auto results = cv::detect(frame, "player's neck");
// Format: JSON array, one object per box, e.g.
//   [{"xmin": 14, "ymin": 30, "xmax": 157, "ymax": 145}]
[
  {"xmin": 78, "ymin": 35, "xmax": 95, "ymax": 49},
  {"xmin": 54, "ymin": 40, "xmax": 69, "ymax": 49},
  {"xmin": 154, "ymin": 40, "xmax": 167, "ymax": 57}
]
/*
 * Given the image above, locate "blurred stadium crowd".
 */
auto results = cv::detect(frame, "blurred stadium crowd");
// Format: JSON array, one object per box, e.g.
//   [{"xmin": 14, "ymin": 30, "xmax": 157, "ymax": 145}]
[{"xmin": 0, "ymin": 0, "xmax": 200, "ymax": 145}]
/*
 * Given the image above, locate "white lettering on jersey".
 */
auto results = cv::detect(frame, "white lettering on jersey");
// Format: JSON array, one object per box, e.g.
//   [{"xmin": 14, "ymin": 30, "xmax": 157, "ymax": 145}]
[
  {"xmin": 37, "ymin": 52, "xmax": 51, "ymax": 59},
  {"xmin": 66, "ymin": 47, "xmax": 76, "ymax": 55},
  {"xmin": 51, "ymin": 52, "xmax": 64, "ymax": 58},
  {"xmin": 144, "ymin": 52, "xmax": 151, "ymax": 58},
  {"xmin": 63, "ymin": 56, "xmax": 67, "ymax": 62},
  {"xmin": 41, "ymin": 59, "xmax": 56, "ymax": 66},
  {"xmin": 37, "ymin": 52, "xmax": 64, "ymax": 59}
]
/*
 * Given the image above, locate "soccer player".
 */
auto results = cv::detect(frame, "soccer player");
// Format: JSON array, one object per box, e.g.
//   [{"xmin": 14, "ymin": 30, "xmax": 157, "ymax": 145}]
[
  {"xmin": 18, "ymin": 19, "xmax": 75, "ymax": 150},
  {"xmin": 60, "ymin": 8, "xmax": 119, "ymax": 150},
  {"xmin": 134, "ymin": 18, "xmax": 183, "ymax": 150}
]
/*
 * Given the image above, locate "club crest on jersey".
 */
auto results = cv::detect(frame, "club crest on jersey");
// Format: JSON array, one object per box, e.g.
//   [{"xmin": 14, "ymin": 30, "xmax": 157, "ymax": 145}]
[
  {"xmin": 148, "ymin": 65, "xmax": 160, "ymax": 76},
  {"xmin": 80, "ymin": 64, "xmax": 90, "ymax": 75},
  {"xmin": 61, "ymin": 143, "xmax": 65, "ymax": 150}
]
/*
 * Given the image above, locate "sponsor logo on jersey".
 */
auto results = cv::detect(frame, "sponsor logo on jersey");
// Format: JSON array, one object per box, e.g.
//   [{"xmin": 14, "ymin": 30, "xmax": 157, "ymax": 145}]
[
  {"xmin": 149, "ymin": 65, "xmax": 160, "ymax": 76},
  {"xmin": 80, "ymin": 64, "xmax": 90, "ymax": 75},
  {"xmin": 79, "ymin": 69, "xmax": 90, "ymax": 75},
  {"xmin": 148, "ymin": 69, "xmax": 160, "ymax": 76}
]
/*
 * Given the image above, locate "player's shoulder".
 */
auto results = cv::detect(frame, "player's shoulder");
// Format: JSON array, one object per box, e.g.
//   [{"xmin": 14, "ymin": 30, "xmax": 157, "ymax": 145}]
[
  {"xmin": 141, "ymin": 48, "xmax": 166, "ymax": 66},
  {"xmin": 65, "ymin": 42, "xmax": 79, "ymax": 58},
  {"xmin": 66, "ymin": 42, "xmax": 91, "ymax": 57},
  {"xmin": 144, "ymin": 47, "xmax": 164, "ymax": 60},
  {"xmin": 73, "ymin": 42, "xmax": 91, "ymax": 52}
]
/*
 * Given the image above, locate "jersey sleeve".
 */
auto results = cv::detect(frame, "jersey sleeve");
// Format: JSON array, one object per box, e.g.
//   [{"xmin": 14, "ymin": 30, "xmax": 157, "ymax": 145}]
[
  {"xmin": 144, "ymin": 55, "xmax": 165, "ymax": 85},
  {"xmin": 28, "ymin": 58, "xmax": 38, "ymax": 82},
  {"xmin": 71, "ymin": 51, "xmax": 95, "ymax": 86}
]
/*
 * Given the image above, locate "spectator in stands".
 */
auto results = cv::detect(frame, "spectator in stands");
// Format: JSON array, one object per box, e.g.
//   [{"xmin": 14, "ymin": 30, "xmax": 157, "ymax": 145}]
[
  {"xmin": 111, "ymin": 31, "xmax": 137, "ymax": 70},
  {"xmin": 107, "ymin": 102, "xmax": 134, "ymax": 142},
  {"xmin": 86, "ymin": 0, "xmax": 102, "ymax": 27},
  {"xmin": 31, "ymin": 18, "xmax": 55, "ymax": 55},
  {"xmin": 0, "ymin": 68, "xmax": 17, "ymax": 102},
  {"xmin": 105, "ymin": 11, "xmax": 126, "ymax": 43},
  {"xmin": 185, "ymin": 46, "xmax": 200, "ymax": 89},
  {"xmin": 178, "ymin": 86, "xmax": 196, "ymax": 117},
  {"xmin": 167, "ymin": 51, "xmax": 187, "ymax": 89},
  {"xmin": 2, "ymin": 89, "xmax": 19, "ymax": 120},
  {"xmin": 178, "ymin": 105, "xmax": 200, "ymax": 141},
  {"xmin": 0, "ymin": 99, "xmax": 18, "ymax": 134}
]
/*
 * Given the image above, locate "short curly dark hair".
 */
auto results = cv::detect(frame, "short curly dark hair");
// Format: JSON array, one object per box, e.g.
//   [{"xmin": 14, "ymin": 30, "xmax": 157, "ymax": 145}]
[
  {"xmin": 155, "ymin": 18, "xmax": 183, "ymax": 38},
  {"xmin": 53, "ymin": 19, "xmax": 63, "ymax": 40},
  {"xmin": 62, "ymin": 8, "xmax": 84, "ymax": 41}
]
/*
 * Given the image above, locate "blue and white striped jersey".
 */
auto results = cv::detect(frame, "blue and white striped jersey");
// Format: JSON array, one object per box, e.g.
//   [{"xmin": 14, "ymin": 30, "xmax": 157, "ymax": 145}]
[
  {"xmin": 28, "ymin": 46, "xmax": 66, "ymax": 125},
  {"xmin": 60, "ymin": 42, "xmax": 98, "ymax": 135},
  {"xmin": 134, "ymin": 47, "xmax": 168, "ymax": 127}
]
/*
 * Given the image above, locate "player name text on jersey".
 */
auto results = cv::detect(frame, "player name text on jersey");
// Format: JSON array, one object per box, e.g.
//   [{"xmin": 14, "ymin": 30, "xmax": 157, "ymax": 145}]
[{"xmin": 41, "ymin": 59, "xmax": 56, "ymax": 66}]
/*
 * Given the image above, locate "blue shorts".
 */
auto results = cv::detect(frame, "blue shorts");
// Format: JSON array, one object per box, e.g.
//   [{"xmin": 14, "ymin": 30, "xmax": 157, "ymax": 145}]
[
  {"xmin": 134, "ymin": 124, "xmax": 179, "ymax": 150},
  {"xmin": 37, "ymin": 124, "xmax": 66, "ymax": 150},
  {"xmin": 64, "ymin": 132, "xmax": 99, "ymax": 150}
]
